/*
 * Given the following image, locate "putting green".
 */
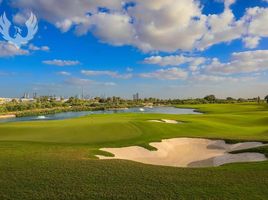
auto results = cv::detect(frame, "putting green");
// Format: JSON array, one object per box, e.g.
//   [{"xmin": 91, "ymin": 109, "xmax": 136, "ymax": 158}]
[{"xmin": 0, "ymin": 103, "xmax": 268, "ymax": 199}]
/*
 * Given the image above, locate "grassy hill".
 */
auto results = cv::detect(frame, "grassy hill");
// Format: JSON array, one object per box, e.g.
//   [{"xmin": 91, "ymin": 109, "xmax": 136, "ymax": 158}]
[{"xmin": 0, "ymin": 103, "xmax": 268, "ymax": 199}]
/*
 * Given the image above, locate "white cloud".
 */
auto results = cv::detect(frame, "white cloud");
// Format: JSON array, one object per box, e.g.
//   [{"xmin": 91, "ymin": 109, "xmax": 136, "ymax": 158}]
[
  {"xmin": 205, "ymin": 50, "xmax": 268, "ymax": 74},
  {"xmin": 140, "ymin": 68, "xmax": 188, "ymax": 80},
  {"xmin": 43, "ymin": 59, "xmax": 81, "ymax": 66},
  {"xmin": 65, "ymin": 77, "xmax": 117, "ymax": 86},
  {"xmin": 81, "ymin": 70, "xmax": 132, "ymax": 79},
  {"xmin": 144, "ymin": 55, "xmax": 206, "ymax": 68},
  {"xmin": 191, "ymin": 74, "xmax": 254, "ymax": 83},
  {"xmin": 242, "ymin": 36, "xmax": 260, "ymax": 49},
  {"xmin": 11, "ymin": 0, "xmax": 206, "ymax": 52},
  {"xmin": 240, "ymin": 7, "xmax": 268, "ymax": 48},
  {"xmin": 13, "ymin": 11, "xmax": 30, "ymax": 25},
  {"xmin": 197, "ymin": 8, "xmax": 245, "ymax": 50},
  {"xmin": 74, "ymin": 0, "xmax": 206, "ymax": 52},
  {"xmin": 246, "ymin": 7, "xmax": 268, "ymax": 37},
  {"xmin": 11, "ymin": 0, "xmax": 268, "ymax": 52},
  {"xmin": 144, "ymin": 55, "xmax": 193, "ymax": 66},
  {"xmin": 223, "ymin": 0, "xmax": 236, "ymax": 8},
  {"xmin": 57, "ymin": 71, "xmax": 71, "ymax": 76},
  {"xmin": 0, "ymin": 42, "xmax": 29, "ymax": 57},
  {"xmin": 77, "ymin": 13, "xmax": 135, "ymax": 46},
  {"xmin": 128, "ymin": 0, "xmax": 206, "ymax": 52},
  {"xmin": 29, "ymin": 44, "xmax": 50, "ymax": 51},
  {"xmin": 103, "ymin": 82, "xmax": 117, "ymax": 86},
  {"xmin": 65, "ymin": 77, "xmax": 94, "ymax": 86},
  {"xmin": 12, "ymin": 0, "xmax": 123, "ymax": 32},
  {"xmin": 126, "ymin": 67, "xmax": 133, "ymax": 72},
  {"xmin": 142, "ymin": 51, "xmax": 267, "ymax": 82}
]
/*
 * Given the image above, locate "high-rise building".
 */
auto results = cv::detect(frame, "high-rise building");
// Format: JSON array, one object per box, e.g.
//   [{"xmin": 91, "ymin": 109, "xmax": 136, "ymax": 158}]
[
  {"xmin": 23, "ymin": 93, "xmax": 30, "ymax": 99},
  {"xmin": 33, "ymin": 92, "xmax": 37, "ymax": 99},
  {"xmin": 133, "ymin": 93, "xmax": 139, "ymax": 101}
]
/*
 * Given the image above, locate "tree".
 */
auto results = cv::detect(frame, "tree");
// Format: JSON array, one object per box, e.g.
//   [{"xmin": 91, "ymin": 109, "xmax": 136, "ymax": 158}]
[
  {"xmin": 265, "ymin": 95, "xmax": 268, "ymax": 103},
  {"xmin": 11, "ymin": 99, "xmax": 18, "ymax": 104},
  {"xmin": 226, "ymin": 97, "xmax": 235, "ymax": 101},
  {"xmin": 257, "ymin": 96, "xmax": 261, "ymax": 104},
  {"xmin": 204, "ymin": 95, "xmax": 216, "ymax": 103},
  {"xmin": 238, "ymin": 98, "xmax": 246, "ymax": 103}
]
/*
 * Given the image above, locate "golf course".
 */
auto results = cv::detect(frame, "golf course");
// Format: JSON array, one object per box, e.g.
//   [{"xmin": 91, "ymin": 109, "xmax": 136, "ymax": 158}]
[{"xmin": 0, "ymin": 103, "xmax": 268, "ymax": 199}]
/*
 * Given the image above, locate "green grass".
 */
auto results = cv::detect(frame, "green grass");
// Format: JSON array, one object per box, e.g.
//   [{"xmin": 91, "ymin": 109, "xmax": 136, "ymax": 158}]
[{"xmin": 0, "ymin": 103, "xmax": 268, "ymax": 199}]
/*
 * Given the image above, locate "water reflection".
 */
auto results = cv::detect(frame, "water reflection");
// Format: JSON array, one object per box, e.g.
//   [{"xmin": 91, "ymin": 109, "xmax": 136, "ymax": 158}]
[{"xmin": 0, "ymin": 107, "xmax": 200, "ymax": 123}]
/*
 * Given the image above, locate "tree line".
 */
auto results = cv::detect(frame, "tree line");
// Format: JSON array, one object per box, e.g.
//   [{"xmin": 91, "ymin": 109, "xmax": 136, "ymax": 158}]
[{"xmin": 0, "ymin": 95, "xmax": 267, "ymax": 115}]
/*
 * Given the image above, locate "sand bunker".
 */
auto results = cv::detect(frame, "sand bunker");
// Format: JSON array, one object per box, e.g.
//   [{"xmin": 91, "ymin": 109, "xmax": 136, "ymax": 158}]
[
  {"xmin": 148, "ymin": 119, "xmax": 180, "ymax": 124},
  {"xmin": 0, "ymin": 114, "xmax": 16, "ymax": 119},
  {"xmin": 97, "ymin": 138, "xmax": 267, "ymax": 168}
]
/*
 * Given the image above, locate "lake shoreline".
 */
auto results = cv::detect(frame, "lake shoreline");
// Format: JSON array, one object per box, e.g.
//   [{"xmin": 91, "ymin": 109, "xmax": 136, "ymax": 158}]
[
  {"xmin": 1, "ymin": 105, "xmax": 199, "ymax": 119},
  {"xmin": 0, "ymin": 106, "xmax": 199, "ymax": 123},
  {"xmin": 1, "ymin": 105, "xmax": 141, "ymax": 118}
]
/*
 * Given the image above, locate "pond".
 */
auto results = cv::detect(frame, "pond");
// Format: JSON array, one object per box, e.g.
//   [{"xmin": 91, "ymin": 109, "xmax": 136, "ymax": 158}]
[{"xmin": 0, "ymin": 107, "xmax": 200, "ymax": 123}]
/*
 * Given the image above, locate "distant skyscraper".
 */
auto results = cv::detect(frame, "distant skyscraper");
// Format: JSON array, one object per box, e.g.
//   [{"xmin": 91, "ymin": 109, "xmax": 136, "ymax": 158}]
[
  {"xmin": 133, "ymin": 93, "xmax": 139, "ymax": 101},
  {"xmin": 82, "ymin": 87, "xmax": 84, "ymax": 100},
  {"xmin": 33, "ymin": 92, "xmax": 37, "ymax": 99},
  {"xmin": 23, "ymin": 93, "xmax": 30, "ymax": 99}
]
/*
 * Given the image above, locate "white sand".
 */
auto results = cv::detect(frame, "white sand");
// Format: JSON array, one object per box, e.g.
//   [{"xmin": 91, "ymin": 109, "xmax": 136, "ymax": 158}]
[
  {"xmin": 148, "ymin": 119, "xmax": 180, "ymax": 124},
  {"xmin": 148, "ymin": 120, "xmax": 163, "ymax": 123},
  {"xmin": 0, "ymin": 114, "xmax": 16, "ymax": 119},
  {"xmin": 97, "ymin": 138, "xmax": 267, "ymax": 168},
  {"xmin": 213, "ymin": 153, "xmax": 266, "ymax": 166}
]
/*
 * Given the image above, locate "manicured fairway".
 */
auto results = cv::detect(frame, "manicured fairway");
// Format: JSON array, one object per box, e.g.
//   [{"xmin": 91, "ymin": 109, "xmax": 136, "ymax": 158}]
[{"xmin": 0, "ymin": 103, "xmax": 268, "ymax": 199}]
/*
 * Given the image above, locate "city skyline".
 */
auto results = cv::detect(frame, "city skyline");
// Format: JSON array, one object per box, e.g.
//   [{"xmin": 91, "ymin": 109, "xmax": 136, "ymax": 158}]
[{"xmin": 0, "ymin": 0, "xmax": 268, "ymax": 99}]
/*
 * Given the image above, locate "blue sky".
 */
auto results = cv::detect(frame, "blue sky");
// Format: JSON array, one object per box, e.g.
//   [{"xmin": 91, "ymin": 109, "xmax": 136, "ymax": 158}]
[{"xmin": 0, "ymin": 0, "xmax": 268, "ymax": 99}]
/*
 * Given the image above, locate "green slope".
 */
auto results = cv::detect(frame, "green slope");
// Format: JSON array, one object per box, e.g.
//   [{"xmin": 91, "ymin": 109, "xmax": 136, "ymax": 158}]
[{"xmin": 0, "ymin": 103, "xmax": 268, "ymax": 199}]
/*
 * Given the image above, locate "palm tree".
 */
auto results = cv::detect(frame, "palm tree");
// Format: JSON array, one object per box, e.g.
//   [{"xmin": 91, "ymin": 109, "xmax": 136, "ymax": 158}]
[{"xmin": 265, "ymin": 95, "xmax": 268, "ymax": 103}]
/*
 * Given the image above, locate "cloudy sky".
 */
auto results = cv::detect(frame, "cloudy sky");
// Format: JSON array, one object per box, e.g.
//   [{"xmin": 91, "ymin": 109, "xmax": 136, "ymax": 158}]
[{"xmin": 0, "ymin": 0, "xmax": 268, "ymax": 99}]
